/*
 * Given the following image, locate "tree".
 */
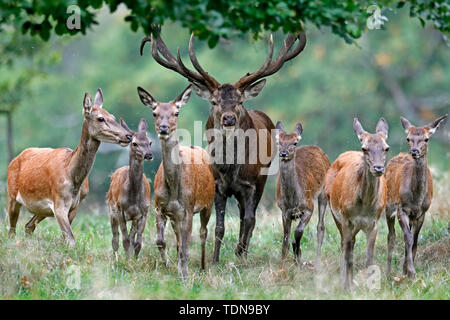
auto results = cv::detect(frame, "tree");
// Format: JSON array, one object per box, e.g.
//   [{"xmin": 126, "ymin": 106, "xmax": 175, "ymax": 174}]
[{"xmin": 0, "ymin": 1, "xmax": 448, "ymax": 47}]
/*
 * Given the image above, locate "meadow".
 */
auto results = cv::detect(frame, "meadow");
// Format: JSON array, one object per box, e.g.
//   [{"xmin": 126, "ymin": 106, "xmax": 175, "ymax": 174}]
[{"xmin": 0, "ymin": 171, "xmax": 448, "ymax": 300}]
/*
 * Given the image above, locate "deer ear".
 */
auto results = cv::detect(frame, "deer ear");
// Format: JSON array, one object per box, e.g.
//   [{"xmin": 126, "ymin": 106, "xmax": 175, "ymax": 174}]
[
  {"xmin": 242, "ymin": 79, "xmax": 266, "ymax": 101},
  {"xmin": 275, "ymin": 121, "xmax": 285, "ymax": 133},
  {"xmin": 174, "ymin": 84, "xmax": 192, "ymax": 108},
  {"xmin": 427, "ymin": 114, "xmax": 448, "ymax": 135},
  {"xmin": 137, "ymin": 86, "xmax": 157, "ymax": 110},
  {"xmin": 353, "ymin": 117, "xmax": 367, "ymax": 141},
  {"xmin": 293, "ymin": 122, "xmax": 303, "ymax": 139},
  {"xmin": 400, "ymin": 117, "xmax": 412, "ymax": 134},
  {"xmin": 376, "ymin": 117, "xmax": 389, "ymax": 139},
  {"xmin": 191, "ymin": 82, "xmax": 211, "ymax": 100},
  {"xmin": 94, "ymin": 88, "xmax": 104, "ymax": 108},
  {"xmin": 120, "ymin": 118, "xmax": 133, "ymax": 134},
  {"xmin": 138, "ymin": 118, "xmax": 148, "ymax": 133},
  {"xmin": 83, "ymin": 92, "xmax": 93, "ymax": 115}
]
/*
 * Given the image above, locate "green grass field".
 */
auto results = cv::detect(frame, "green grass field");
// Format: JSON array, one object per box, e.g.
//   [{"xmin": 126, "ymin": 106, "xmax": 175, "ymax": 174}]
[{"xmin": 0, "ymin": 174, "xmax": 448, "ymax": 300}]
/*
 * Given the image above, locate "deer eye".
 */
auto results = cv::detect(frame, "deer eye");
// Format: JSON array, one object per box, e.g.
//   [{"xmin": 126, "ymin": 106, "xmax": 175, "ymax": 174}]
[
  {"xmin": 152, "ymin": 112, "xmax": 157, "ymax": 117},
  {"xmin": 174, "ymin": 111, "xmax": 179, "ymax": 117},
  {"xmin": 132, "ymin": 142, "xmax": 137, "ymax": 147},
  {"xmin": 97, "ymin": 117, "xmax": 105, "ymax": 122}
]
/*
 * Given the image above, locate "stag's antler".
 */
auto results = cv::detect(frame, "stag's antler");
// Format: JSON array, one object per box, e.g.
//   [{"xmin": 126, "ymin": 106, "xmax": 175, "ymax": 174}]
[
  {"xmin": 234, "ymin": 32, "xmax": 306, "ymax": 90},
  {"xmin": 140, "ymin": 33, "xmax": 220, "ymax": 91}
]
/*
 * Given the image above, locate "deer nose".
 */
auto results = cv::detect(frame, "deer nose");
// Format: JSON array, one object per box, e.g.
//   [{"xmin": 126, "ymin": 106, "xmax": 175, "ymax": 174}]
[
  {"xmin": 144, "ymin": 153, "xmax": 153, "ymax": 160},
  {"xmin": 222, "ymin": 115, "xmax": 236, "ymax": 127},
  {"xmin": 159, "ymin": 125, "xmax": 170, "ymax": 134},
  {"xmin": 373, "ymin": 166, "xmax": 385, "ymax": 174},
  {"xmin": 125, "ymin": 134, "xmax": 132, "ymax": 142},
  {"xmin": 411, "ymin": 149, "xmax": 420, "ymax": 157},
  {"xmin": 279, "ymin": 150, "xmax": 288, "ymax": 158}
]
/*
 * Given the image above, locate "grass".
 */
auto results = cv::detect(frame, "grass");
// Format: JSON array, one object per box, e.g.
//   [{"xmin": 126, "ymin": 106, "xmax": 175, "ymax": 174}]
[{"xmin": 0, "ymin": 171, "xmax": 448, "ymax": 300}]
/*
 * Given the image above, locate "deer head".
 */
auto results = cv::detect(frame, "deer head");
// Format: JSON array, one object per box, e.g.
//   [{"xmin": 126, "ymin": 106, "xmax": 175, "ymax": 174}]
[
  {"xmin": 400, "ymin": 114, "xmax": 448, "ymax": 159},
  {"xmin": 275, "ymin": 121, "xmax": 303, "ymax": 162},
  {"xmin": 137, "ymin": 85, "xmax": 192, "ymax": 140},
  {"xmin": 353, "ymin": 117, "xmax": 390, "ymax": 176},
  {"xmin": 120, "ymin": 118, "xmax": 153, "ymax": 161},
  {"xmin": 83, "ymin": 88, "xmax": 132, "ymax": 146},
  {"xmin": 140, "ymin": 32, "xmax": 306, "ymax": 131}
]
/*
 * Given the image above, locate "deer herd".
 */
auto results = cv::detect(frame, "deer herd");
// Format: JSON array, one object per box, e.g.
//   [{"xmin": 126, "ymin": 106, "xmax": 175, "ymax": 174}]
[{"xmin": 5, "ymin": 31, "xmax": 447, "ymax": 290}]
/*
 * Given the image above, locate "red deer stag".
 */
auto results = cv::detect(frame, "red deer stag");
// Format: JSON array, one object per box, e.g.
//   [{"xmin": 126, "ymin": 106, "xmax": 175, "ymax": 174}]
[
  {"xmin": 107, "ymin": 118, "xmax": 153, "ymax": 259},
  {"xmin": 275, "ymin": 121, "xmax": 330, "ymax": 267},
  {"xmin": 7, "ymin": 89, "xmax": 132, "ymax": 246},
  {"xmin": 325, "ymin": 118, "xmax": 389, "ymax": 290},
  {"xmin": 140, "ymin": 31, "xmax": 306, "ymax": 262},
  {"xmin": 385, "ymin": 114, "xmax": 447, "ymax": 278},
  {"xmin": 137, "ymin": 84, "xmax": 215, "ymax": 279}
]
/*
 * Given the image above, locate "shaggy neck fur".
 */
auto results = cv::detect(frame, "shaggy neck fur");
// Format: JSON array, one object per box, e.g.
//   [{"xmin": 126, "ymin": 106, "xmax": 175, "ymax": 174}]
[
  {"xmin": 160, "ymin": 133, "xmax": 182, "ymax": 200},
  {"xmin": 69, "ymin": 120, "xmax": 100, "ymax": 193}
]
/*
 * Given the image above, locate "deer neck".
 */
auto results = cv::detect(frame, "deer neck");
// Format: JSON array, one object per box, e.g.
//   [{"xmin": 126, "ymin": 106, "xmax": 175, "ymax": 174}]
[
  {"xmin": 279, "ymin": 155, "xmax": 304, "ymax": 209},
  {"xmin": 128, "ymin": 152, "xmax": 144, "ymax": 203},
  {"xmin": 69, "ymin": 121, "xmax": 100, "ymax": 192},
  {"xmin": 160, "ymin": 133, "xmax": 182, "ymax": 199},
  {"xmin": 411, "ymin": 155, "xmax": 428, "ymax": 194},
  {"xmin": 360, "ymin": 162, "xmax": 381, "ymax": 206}
]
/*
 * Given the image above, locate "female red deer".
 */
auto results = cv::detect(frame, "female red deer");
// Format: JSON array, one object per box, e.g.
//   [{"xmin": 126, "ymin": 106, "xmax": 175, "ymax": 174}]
[
  {"xmin": 325, "ymin": 118, "xmax": 389, "ymax": 290},
  {"xmin": 275, "ymin": 121, "xmax": 330, "ymax": 267},
  {"xmin": 140, "ymin": 31, "xmax": 306, "ymax": 262},
  {"xmin": 385, "ymin": 114, "xmax": 447, "ymax": 278},
  {"xmin": 7, "ymin": 89, "xmax": 132, "ymax": 245},
  {"xmin": 137, "ymin": 84, "xmax": 215, "ymax": 279},
  {"xmin": 107, "ymin": 118, "xmax": 153, "ymax": 259}
]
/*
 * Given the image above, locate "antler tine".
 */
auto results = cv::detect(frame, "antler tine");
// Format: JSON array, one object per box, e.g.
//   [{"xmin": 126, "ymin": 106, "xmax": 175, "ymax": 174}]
[
  {"xmin": 176, "ymin": 48, "xmax": 209, "ymax": 86},
  {"xmin": 140, "ymin": 33, "xmax": 219, "ymax": 90},
  {"xmin": 188, "ymin": 33, "xmax": 220, "ymax": 89},
  {"xmin": 140, "ymin": 36, "xmax": 151, "ymax": 56},
  {"xmin": 235, "ymin": 32, "xmax": 306, "ymax": 90},
  {"xmin": 234, "ymin": 34, "xmax": 275, "ymax": 89}
]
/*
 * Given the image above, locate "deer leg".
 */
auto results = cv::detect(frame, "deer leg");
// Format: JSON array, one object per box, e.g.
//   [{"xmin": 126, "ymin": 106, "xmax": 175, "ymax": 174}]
[
  {"xmin": 292, "ymin": 210, "xmax": 313, "ymax": 265},
  {"xmin": 236, "ymin": 190, "xmax": 256, "ymax": 259},
  {"xmin": 397, "ymin": 209, "xmax": 416, "ymax": 278},
  {"xmin": 200, "ymin": 206, "xmax": 211, "ymax": 271},
  {"xmin": 365, "ymin": 223, "xmax": 378, "ymax": 268},
  {"xmin": 340, "ymin": 222, "xmax": 354, "ymax": 291},
  {"xmin": 315, "ymin": 191, "xmax": 327, "ymax": 268},
  {"xmin": 25, "ymin": 215, "xmax": 45, "ymax": 235},
  {"xmin": 134, "ymin": 214, "xmax": 147, "ymax": 258},
  {"xmin": 8, "ymin": 198, "xmax": 21, "ymax": 237},
  {"xmin": 180, "ymin": 212, "xmax": 193, "ymax": 279},
  {"xmin": 109, "ymin": 213, "xmax": 120, "ymax": 259},
  {"xmin": 156, "ymin": 209, "xmax": 168, "ymax": 265},
  {"xmin": 171, "ymin": 218, "xmax": 184, "ymax": 278},
  {"xmin": 54, "ymin": 201, "xmax": 75, "ymax": 247},
  {"xmin": 386, "ymin": 208, "xmax": 396, "ymax": 276},
  {"xmin": 68, "ymin": 206, "xmax": 79, "ymax": 225},
  {"xmin": 281, "ymin": 215, "xmax": 292, "ymax": 263},
  {"xmin": 129, "ymin": 219, "xmax": 138, "ymax": 247},
  {"xmin": 412, "ymin": 215, "xmax": 424, "ymax": 263},
  {"xmin": 118, "ymin": 211, "xmax": 131, "ymax": 258},
  {"xmin": 213, "ymin": 192, "xmax": 227, "ymax": 264},
  {"xmin": 236, "ymin": 195, "xmax": 245, "ymax": 247}
]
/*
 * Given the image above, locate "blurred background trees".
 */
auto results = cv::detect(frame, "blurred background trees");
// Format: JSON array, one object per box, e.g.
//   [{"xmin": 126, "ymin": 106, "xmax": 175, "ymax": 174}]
[{"xmin": 0, "ymin": 3, "xmax": 448, "ymax": 211}]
